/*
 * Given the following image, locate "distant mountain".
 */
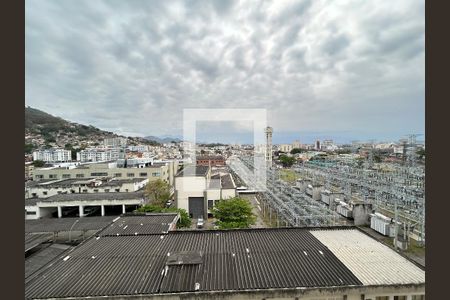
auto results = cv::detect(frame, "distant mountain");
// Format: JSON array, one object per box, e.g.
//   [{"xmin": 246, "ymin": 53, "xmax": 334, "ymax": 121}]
[
  {"xmin": 25, "ymin": 106, "xmax": 159, "ymax": 153},
  {"xmin": 144, "ymin": 135, "xmax": 182, "ymax": 144}
]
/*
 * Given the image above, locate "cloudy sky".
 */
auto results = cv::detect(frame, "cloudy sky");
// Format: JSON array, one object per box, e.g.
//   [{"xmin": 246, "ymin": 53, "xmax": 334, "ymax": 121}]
[{"xmin": 26, "ymin": 0, "xmax": 424, "ymax": 144}]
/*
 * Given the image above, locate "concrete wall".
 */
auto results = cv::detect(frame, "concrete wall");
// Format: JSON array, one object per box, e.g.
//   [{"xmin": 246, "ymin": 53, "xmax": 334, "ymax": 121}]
[{"xmin": 65, "ymin": 284, "xmax": 425, "ymax": 300}]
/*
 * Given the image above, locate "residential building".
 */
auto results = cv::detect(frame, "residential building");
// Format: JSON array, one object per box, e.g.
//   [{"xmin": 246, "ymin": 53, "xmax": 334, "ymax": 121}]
[
  {"xmin": 103, "ymin": 137, "xmax": 127, "ymax": 147},
  {"xmin": 315, "ymin": 140, "xmax": 321, "ymax": 150},
  {"xmin": 33, "ymin": 149, "xmax": 72, "ymax": 163},
  {"xmin": 196, "ymin": 155, "xmax": 225, "ymax": 167},
  {"xmin": 292, "ymin": 140, "xmax": 301, "ymax": 149},
  {"xmin": 279, "ymin": 144, "xmax": 293, "ymax": 153},
  {"xmin": 25, "ymin": 162, "xmax": 34, "ymax": 181},
  {"xmin": 76, "ymin": 147, "xmax": 122, "ymax": 162}
]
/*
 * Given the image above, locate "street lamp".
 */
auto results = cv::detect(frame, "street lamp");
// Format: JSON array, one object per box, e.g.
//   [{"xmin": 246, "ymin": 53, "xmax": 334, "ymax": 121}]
[{"xmin": 68, "ymin": 219, "xmax": 79, "ymax": 243}]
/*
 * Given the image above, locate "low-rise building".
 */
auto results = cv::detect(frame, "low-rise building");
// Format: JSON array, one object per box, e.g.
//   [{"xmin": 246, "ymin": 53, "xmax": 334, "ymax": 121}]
[
  {"xmin": 174, "ymin": 166, "xmax": 236, "ymax": 219},
  {"xmin": 196, "ymin": 155, "xmax": 225, "ymax": 167},
  {"xmin": 25, "ymin": 191, "xmax": 146, "ymax": 219},
  {"xmin": 25, "ymin": 177, "xmax": 149, "ymax": 199},
  {"xmin": 24, "ymin": 227, "xmax": 425, "ymax": 300},
  {"xmin": 25, "ymin": 162, "xmax": 34, "ymax": 181},
  {"xmin": 33, "ymin": 161, "xmax": 170, "ymax": 183}
]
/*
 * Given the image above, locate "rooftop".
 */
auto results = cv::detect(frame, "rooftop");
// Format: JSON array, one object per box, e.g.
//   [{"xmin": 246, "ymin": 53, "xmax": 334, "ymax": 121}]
[
  {"xmin": 99, "ymin": 213, "xmax": 179, "ymax": 236},
  {"xmin": 176, "ymin": 165, "xmax": 210, "ymax": 177},
  {"xmin": 25, "ymin": 216, "xmax": 117, "ymax": 233},
  {"xmin": 24, "ymin": 227, "xmax": 425, "ymax": 299}
]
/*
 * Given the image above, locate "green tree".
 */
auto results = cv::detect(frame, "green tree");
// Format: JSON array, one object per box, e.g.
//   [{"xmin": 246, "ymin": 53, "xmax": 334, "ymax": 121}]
[
  {"xmin": 32, "ymin": 160, "xmax": 45, "ymax": 167},
  {"xmin": 212, "ymin": 197, "xmax": 256, "ymax": 229},
  {"xmin": 290, "ymin": 148, "xmax": 306, "ymax": 154},
  {"xmin": 144, "ymin": 179, "xmax": 171, "ymax": 207},
  {"xmin": 25, "ymin": 143, "xmax": 35, "ymax": 154},
  {"xmin": 279, "ymin": 155, "xmax": 296, "ymax": 167},
  {"xmin": 136, "ymin": 205, "xmax": 191, "ymax": 228},
  {"xmin": 416, "ymin": 148, "xmax": 425, "ymax": 159}
]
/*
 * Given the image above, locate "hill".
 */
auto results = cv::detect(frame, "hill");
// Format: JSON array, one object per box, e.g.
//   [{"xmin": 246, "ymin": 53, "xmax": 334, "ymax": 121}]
[
  {"xmin": 25, "ymin": 106, "xmax": 160, "ymax": 153},
  {"xmin": 144, "ymin": 135, "xmax": 182, "ymax": 144}
]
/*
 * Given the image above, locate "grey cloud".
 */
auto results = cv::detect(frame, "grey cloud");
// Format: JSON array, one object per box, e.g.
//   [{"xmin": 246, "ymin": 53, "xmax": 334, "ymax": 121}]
[{"xmin": 26, "ymin": 0, "xmax": 424, "ymax": 141}]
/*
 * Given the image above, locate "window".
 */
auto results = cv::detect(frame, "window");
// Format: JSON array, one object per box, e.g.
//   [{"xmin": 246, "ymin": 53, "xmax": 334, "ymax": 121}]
[
  {"xmin": 49, "ymin": 174, "xmax": 57, "ymax": 179},
  {"xmin": 82, "ymin": 189, "xmax": 88, "ymax": 193},
  {"xmin": 104, "ymin": 189, "xmax": 110, "ymax": 193},
  {"xmin": 114, "ymin": 173, "xmax": 122, "ymax": 177},
  {"xmin": 62, "ymin": 174, "xmax": 71, "ymax": 179},
  {"xmin": 35, "ymin": 175, "xmax": 44, "ymax": 179},
  {"xmin": 93, "ymin": 189, "xmax": 99, "ymax": 193},
  {"xmin": 91, "ymin": 172, "xmax": 108, "ymax": 177},
  {"xmin": 115, "ymin": 188, "xmax": 120, "ymax": 192},
  {"xmin": 76, "ymin": 174, "xmax": 84, "ymax": 178},
  {"xmin": 43, "ymin": 191, "xmax": 48, "ymax": 195},
  {"xmin": 127, "ymin": 173, "xmax": 135, "ymax": 177},
  {"xmin": 208, "ymin": 200, "xmax": 214, "ymax": 209},
  {"xmin": 139, "ymin": 172, "xmax": 147, "ymax": 177},
  {"xmin": 152, "ymin": 172, "xmax": 160, "ymax": 177},
  {"xmin": 394, "ymin": 297, "xmax": 407, "ymax": 300},
  {"xmin": 31, "ymin": 193, "xmax": 37, "ymax": 197},
  {"xmin": 26, "ymin": 211, "xmax": 36, "ymax": 215},
  {"xmin": 412, "ymin": 296, "xmax": 425, "ymax": 300}
]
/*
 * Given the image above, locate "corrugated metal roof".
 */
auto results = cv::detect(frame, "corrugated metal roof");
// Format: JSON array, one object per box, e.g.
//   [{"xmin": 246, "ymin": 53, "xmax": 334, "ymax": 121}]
[
  {"xmin": 25, "ymin": 228, "xmax": 362, "ymax": 299},
  {"xmin": 25, "ymin": 243, "xmax": 72, "ymax": 279},
  {"xmin": 25, "ymin": 216, "xmax": 116, "ymax": 233},
  {"xmin": 99, "ymin": 214, "xmax": 178, "ymax": 236},
  {"xmin": 25, "ymin": 233, "xmax": 53, "ymax": 252},
  {"xmin": 310, "ymin": 228, "xmax": 425, "ymax": 285}
]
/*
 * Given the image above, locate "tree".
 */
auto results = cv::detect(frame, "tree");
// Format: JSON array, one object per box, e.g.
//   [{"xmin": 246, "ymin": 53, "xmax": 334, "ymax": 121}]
[
  {"xmin": 25, "ymin": 143, "xmax": 35, "ymax": 154},
  {"xmin": 136, "ymin": 205, "xmax": 191, "ymax": 228},
  {"xmin": 290, "ymin": 148, "xmax": 305, "ymax": 154},
  {"xmin": 144, "ymin": 179, "xmax": 171, "ymax": 207},
  {"xmin": 416, "ymin": 148, "xmax": 425, "ymax": 159},
  {"xmin": 279, "ymin": 155, "xmax": 296, "ymax": 167},
  {"xmin": 212, "ymin": 197, "xmax": 256, "ymax": 229},
  {"xmin": 32, "ymin": 160, "xmax": 45, "ymax": 167}
]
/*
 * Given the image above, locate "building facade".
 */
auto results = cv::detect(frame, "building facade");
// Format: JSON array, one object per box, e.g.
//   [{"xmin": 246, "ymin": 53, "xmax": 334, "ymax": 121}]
[{"xmin": 33, "ymin": 149, "xmax": 72, "ymax": 163}]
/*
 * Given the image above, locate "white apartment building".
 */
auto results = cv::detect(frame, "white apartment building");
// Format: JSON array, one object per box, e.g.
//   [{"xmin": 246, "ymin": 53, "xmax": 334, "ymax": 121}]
[
  {"xmin": 77, "ymin": 147, "xmax": 121, "ymax": 162},
  {"xmin": 103, "ymin": 137, "xmax": 127, "ymax": 147},
  {"xmin": 33, "ymin": 149, "xmax": 72, "ymax": 163},
  {"xmin": 292, "ymin": 140, "xmax": 301, "ymax": 149},
  {"xmin": 279, "ymin": 144, "xmax": 293, "ymax": 153},
  {"xmin": 128, "ymin": 145, "xmax": 150, "ymax": 152}
]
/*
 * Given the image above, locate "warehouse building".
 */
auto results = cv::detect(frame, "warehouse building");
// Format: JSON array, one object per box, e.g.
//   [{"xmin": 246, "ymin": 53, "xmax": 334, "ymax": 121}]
[
  {"xmin": 25, "ymin": 214, "xmax": 179, "ymax": 281},
  {"xmin": 33, "ymin": 160, "xmax": 171, "ymax": 183},
  {"xmin": 174, "ymin": 166, "xmax": 237, "ymax": 219},
  {"xmin": 25, "ymin": 177, "xmax": 149, "ymax": 199},
  {"xmin": 25, "ymin": 227, "xmax": 425, "ymax": 299},
  {"xmin": 25, "ymin": 191, "xmax": 146, "ymax": 219}
]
